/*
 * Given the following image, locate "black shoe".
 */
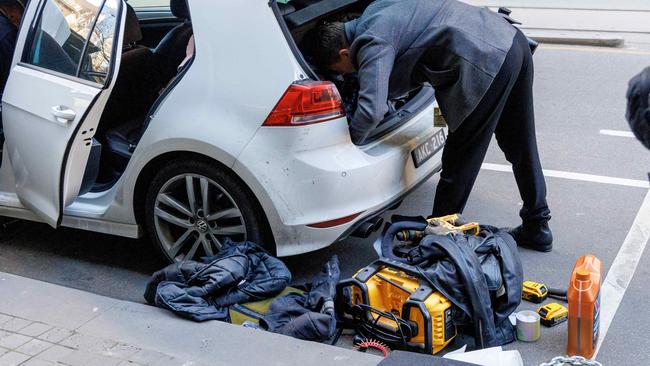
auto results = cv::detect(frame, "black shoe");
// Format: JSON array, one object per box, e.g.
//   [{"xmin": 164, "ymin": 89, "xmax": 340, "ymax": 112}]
[{"xmin": 508, "ymin": 221, "xmax": 553, "ymax": 252}]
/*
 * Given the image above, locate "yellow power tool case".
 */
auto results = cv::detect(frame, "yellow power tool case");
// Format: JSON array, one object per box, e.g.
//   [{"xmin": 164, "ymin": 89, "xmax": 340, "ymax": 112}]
[
  {"xmin": 336, "ymin": 258, "xmax": 457, "ymax": 354},
  {"xmin": 229, "ymin": 287, "xmax": 304, "ymax": 325}
]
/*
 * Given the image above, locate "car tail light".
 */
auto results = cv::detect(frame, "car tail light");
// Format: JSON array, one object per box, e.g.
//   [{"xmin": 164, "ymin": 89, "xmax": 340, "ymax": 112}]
[{"xmin": 263, "ymin": 81, "xmax": 345, "ymax": 126}]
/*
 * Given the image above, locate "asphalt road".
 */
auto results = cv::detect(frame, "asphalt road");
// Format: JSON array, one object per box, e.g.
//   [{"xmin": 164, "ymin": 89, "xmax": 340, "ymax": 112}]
[{"xmin": 1, "ymin": 44, "xmax": 650, "ymax": 365}]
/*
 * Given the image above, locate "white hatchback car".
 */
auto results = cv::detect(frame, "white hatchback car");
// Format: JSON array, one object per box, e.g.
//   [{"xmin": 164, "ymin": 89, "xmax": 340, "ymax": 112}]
[{"xmin": 1, "ymin": 0, "xmax": 446, "ymax": 262}]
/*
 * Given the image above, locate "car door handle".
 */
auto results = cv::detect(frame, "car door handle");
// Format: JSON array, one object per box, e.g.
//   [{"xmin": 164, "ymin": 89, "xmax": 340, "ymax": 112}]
[{"xmin": 51, "ymin": 106, "xmax": 76, "ymax": 124}]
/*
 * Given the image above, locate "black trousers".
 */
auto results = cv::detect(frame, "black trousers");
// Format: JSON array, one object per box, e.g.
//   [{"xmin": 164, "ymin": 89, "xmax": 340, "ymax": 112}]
[{"xmin": 432, "ymin": 31, "xmax": 551, "ymax": 224}]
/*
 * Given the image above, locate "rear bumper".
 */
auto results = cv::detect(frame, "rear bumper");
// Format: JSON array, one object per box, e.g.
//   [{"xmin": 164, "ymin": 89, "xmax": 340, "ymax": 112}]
[
  {"xmin": 335, "ymin": 161, "xmax": 441, "ymax": 243},
  {"xmin": 234, "ymin": 103, "xmax": 445, "ymax": 256}
]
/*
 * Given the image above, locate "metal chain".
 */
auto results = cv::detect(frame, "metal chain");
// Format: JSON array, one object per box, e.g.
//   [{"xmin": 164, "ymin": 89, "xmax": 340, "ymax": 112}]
[{"xmin": 539, "ymin": 356, "xmax": 603, "ymax": 366}]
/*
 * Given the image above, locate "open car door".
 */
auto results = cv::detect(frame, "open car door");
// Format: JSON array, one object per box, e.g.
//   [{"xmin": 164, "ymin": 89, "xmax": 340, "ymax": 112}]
[{"xmin": 1, "ymin": 0, "xmax": 124, "ymax": 227}]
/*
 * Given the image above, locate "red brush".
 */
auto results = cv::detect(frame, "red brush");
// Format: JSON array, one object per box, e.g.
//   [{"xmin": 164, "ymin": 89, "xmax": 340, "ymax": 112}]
[{"xmin": 353, "ymin": 338, "xmax": 391, "ymax": 358}]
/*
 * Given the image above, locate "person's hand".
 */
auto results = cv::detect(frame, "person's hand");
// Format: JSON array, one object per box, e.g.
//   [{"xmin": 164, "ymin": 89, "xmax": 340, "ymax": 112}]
[{"xmin": 626, "ymin": 66, "xmax": 650, "ymax": 149}]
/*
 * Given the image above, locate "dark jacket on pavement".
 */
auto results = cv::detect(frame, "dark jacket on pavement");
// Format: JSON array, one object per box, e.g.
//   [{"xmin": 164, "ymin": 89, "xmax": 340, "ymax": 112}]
[
  {"xmin": 382, "ymin": 220, "xmax": 522, "ymax": 347},
  {"xmin": 260, "ymin": 255, "xmax": 340, "ymax": 342},
  {"xmin": 344, "ymin": 0, "xmax": 516, "ymax": 143},
  {"xmin": 144, "ymin": 240, "xmax": 291, "ymax": 322}
]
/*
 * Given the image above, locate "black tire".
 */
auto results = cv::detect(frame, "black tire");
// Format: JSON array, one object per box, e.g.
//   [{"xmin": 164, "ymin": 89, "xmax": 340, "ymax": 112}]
[{"xmin": 144, "ymin": 159, "xmax": 273, "ymax": 263}]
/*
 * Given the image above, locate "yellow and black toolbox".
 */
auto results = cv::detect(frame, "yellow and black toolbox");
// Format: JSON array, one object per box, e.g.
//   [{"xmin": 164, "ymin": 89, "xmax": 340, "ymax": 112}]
[{"xmin": 336, "ymin": 258, "xmax": 456, "ymax": 355}]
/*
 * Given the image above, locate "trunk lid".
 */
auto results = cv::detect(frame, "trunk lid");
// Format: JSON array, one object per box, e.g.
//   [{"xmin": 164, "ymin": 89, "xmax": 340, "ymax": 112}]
[{"xmin": 270, "ymin": 0, "xmax": 438, "ymax": 144}]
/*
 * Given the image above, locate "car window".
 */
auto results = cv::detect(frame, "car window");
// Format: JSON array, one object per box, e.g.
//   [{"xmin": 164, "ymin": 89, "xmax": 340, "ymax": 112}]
[
  {"xmin": 79, "ymin": 0, "xmax": 119, "ymax": 83},
  {"xmin": 23, "ymin": 0, "xmax": 120, "ymax": 84},
  {"xmin": 127, "ymin": 0, "xmax": 168, "ymax": 9}
]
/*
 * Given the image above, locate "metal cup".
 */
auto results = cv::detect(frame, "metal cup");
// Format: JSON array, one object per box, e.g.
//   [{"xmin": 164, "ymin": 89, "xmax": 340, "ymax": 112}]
[{"xmin": 516, "ymin": 310, "xmax": 541, "ymax": 342}]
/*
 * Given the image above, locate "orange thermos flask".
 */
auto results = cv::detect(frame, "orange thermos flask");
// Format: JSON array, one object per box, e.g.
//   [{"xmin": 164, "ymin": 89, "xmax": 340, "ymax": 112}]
[{"xmin": 567, "ymin": 254, "xmax": 602, "ymax": 359}]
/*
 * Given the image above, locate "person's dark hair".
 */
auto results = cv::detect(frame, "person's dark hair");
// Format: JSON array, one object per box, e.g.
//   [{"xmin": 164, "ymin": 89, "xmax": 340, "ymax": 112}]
[{"xmin": 312, "ymin": 21, "xmax": 347, "ymax": 70}]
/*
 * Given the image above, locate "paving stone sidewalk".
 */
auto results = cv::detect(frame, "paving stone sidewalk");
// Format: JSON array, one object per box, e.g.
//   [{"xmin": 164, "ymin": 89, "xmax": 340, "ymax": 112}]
[
  {"xmin": 0, "ymin": 272, "xmax": 379, "ymax": 366},
  {"xmin": 0, "ymin": 313, "xmax": 206, "ymax": 366}
]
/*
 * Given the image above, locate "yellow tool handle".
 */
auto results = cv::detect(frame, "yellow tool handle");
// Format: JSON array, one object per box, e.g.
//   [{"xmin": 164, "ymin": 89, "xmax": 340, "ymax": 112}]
[{"xmin": 426, "ymin": 214, "xmax": 480, "ymax": 236}]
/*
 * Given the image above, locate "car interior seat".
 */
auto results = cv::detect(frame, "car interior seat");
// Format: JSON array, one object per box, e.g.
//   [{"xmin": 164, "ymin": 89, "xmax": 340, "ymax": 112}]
[
  {"xmin": 153, "ymin": 0, "xmax": 193, "ymax": 82},
  {"xmin": 90, "ymin": 4, "xmax": 170, "ymax": 188},
  {"xmin": 98, "ymin": 0, "xmax": 194, "ymax": 180},
  {"xmin": 76, "ymin": 3, "xmax": 152, "ymax": 195},
  {"xmin": 122, "ymin": 2, "xmax": 145, "ymax": 53},
  {"xmin": 98, "ymin": 4, "xmax": 167, "ymax": 134}
]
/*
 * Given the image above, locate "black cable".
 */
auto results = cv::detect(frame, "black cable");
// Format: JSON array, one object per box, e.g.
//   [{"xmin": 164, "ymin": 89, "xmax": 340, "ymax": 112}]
[
  {"xmin": 330, "ymin": 328, "xmax": 344, "ymax": 346},
  {"xmin": 548, "ymin": 288, "xmax": 568, "ymax": 302}
]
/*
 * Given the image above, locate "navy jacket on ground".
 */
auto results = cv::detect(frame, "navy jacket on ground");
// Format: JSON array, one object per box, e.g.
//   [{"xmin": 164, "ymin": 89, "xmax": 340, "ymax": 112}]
[
  {"xmin": 344, "ymin": 0, "xmax": 516, "ymax": 143},
  {"xmin": 260, "ymin": 255, "xmax": 340, "ymax": 342},
  {"xmin": 144, "ymin": 240, "xmax": 291, "ymax": 322}
]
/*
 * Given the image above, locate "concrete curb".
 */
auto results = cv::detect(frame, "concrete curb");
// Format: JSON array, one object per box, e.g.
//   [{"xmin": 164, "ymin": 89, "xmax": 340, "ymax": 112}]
[
  {"xmin": 0, "ymin": 271, "xmax": 381, "ymax": 366},
  {"xmin": 530, "ymin": 35, "xmax": 625, "ymax": 48}
]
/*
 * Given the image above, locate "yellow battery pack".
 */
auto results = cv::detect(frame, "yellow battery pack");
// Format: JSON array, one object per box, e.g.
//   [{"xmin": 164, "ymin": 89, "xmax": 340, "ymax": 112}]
[
  {"xmin": 522, "ymin": 281, "xmax": 548, "ymax": 303},
  {"xmin": 537, "ymin": 303, "xmax": 568, "ymax": 327},
  {"xmin": 337, "ymin": 258, "xmax": 456, "ymax": 354}
]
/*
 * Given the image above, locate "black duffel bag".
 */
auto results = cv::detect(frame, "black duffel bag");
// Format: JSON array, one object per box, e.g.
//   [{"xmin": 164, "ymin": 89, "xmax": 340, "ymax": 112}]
[{"xmin": 378, "ymin": 215, "xmax": 523, "ymax": 348}]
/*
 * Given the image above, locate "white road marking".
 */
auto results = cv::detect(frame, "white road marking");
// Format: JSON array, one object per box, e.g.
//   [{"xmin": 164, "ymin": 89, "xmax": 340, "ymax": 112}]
[
  {"xmin": 481, "ymin": 163, "xmax": 650, "ymax": 188},
  {"xmin": 482, "ymin": 161, "xmax": 650, "ymax": 359},
  {"xmin": 540, "ymin": 45, "xmax": 650, "ymax": 56},
  {"xmin": 599, "ymin": 129, "xmax": 636, "ymax": 138},
  {"xmin": 594, "ymin": 188, "xmax": 650, "ymax": 359}
]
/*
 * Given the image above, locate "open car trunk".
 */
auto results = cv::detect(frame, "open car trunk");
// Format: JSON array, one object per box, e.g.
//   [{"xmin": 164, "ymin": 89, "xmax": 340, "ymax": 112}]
[{"xmin": 271, "ymin": 0, "xmax": 436, "ymax": 144}]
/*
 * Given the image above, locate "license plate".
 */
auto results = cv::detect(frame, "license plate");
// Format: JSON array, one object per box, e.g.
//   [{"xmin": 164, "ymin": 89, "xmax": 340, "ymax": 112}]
[{"xmin": 412, "ymin": 129, "xmax": 446, "ymax": 168}]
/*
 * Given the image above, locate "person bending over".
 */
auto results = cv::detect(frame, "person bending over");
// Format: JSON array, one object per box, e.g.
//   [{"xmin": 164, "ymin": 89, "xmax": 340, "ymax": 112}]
[{"xmin": 313, "ymin": 0, "xmax": 553, "ymax": 252}]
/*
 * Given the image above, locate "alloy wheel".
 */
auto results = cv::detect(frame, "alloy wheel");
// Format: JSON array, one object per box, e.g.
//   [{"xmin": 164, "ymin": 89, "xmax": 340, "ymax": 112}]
[{"xmin": 153, "ymin": 173, "xmax": 247, "ymax": 261}]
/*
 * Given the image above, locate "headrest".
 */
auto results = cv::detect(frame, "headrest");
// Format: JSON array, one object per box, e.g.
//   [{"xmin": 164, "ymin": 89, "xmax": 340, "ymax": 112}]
[
  {"xmin": 170, "ymin": 0, "xmax": 190, "ymax": 20},
  {"xmin": 123, "ymin": 3, "xmax": 142, "ymax": 46}
]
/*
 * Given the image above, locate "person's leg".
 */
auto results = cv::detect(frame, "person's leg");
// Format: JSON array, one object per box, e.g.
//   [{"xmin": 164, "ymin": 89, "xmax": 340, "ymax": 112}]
[
  {"xmin": 431, "ymin": 112, "xmax": 499, "ymax": 217},
  {"xmin": 432, "ymin": 44, "xmax": 523, "ymax": 217},
  {"xmin": 494, "ymin": 31, "xmax": 552, "ymax": 251},
  {"xmin": 495, "ymin": 32, "xmax": 550, "ymax": 223}
]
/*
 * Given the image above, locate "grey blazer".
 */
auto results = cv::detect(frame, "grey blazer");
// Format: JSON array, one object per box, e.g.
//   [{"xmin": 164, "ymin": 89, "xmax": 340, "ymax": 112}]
[{"xmin": 345, "ymin": 0, "xmax": 516, "ymax": 143}]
